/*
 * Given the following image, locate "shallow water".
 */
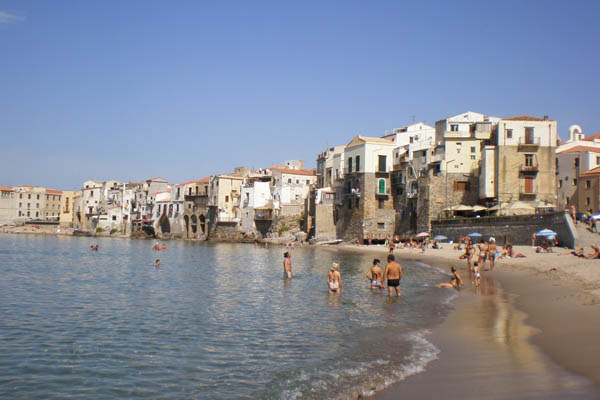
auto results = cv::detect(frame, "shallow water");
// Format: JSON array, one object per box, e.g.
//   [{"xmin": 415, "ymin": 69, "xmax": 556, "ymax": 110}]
[{"xmin": 0, "ymin": 235, "xmax": 454, "ymax": 399}]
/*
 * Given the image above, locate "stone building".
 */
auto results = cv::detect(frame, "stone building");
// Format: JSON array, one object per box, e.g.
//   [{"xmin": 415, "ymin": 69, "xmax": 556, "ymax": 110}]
[
  {"xmin": 271, "ymin": 167, "xmax": 316, "ymax": 217},
  {"xmin": 182, "ymin": 178, "xmax": 209, "ymax": 239},
  {"xmin": 44, "ymin": 189, "xmax": 62, "ymax": 221},
  {"xmin": 13, "ymin": 185, "xmax": 47, "ymax": 220},
  {"xmin": 240, "ymin": 171, "xmax": 273, "ymax": 238},
  {"xmin": 0, "ymin": 186, "xmax": 16, "ymax": 225},
  {"xmin": 491, "ymin": 116, "xmax": 557, "ymax": 207},
  {"xmin": 335, "ymin": 136, "xmax": 396, "ymax": 242},
  {"xmin": 59, "ymin": 190, "xmax": 79, "ymax": 227}
]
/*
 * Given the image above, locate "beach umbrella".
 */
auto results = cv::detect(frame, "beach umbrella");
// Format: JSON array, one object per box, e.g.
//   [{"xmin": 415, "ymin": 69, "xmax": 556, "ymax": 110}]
[
  {"xmin": 416, "ymin": 232, "xmax": 429, "ymax": 238},
  {"xmin": 433, "ymin": 235, "xmax": 448, "ymax": 240},
  {"xmin": 468, "ymin": 232, "xmax": 482, "ymax": 237},
  {"xmin": 536, "ymin": 229, "xmax": 556, "ymax": 236},
  {"xmin": 472, "ymin": 205, "xmax": 487, "ymax": 212}
]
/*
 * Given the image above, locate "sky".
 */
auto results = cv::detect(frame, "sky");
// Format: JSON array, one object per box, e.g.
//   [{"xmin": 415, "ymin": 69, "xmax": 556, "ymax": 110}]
[{"xmin": 1, "ymin": 0, "xmax": 599, "ymax": 189}]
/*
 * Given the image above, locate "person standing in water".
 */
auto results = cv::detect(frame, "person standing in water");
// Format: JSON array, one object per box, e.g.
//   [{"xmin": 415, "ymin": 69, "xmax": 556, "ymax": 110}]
[
  {"xmin": 382, "ymin": 254, "xmax": 403, "ymax": 296},
  {"xmin": 488, "ymin": 238, "xmax": 497, "ymax": 270},
  {"xmin": 283, "ymin": 252, "xmax": 293, "ymax": 279},
  {"xmin": 366, "ymin": 258, "xmax": 384, "ymax": 289},
  {"xmin": 327, "ymin": 263, "xmax": 342, "ymax": 293},
  {"xmin": 155, "ymin": 259, "xmax": 161, "ymax": 267}
]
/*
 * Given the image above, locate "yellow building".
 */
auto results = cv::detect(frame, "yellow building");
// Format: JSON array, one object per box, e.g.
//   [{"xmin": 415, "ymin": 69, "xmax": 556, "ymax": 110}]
[{"xmin": 59, "ymin": 190, "xmax": 79, "ymax": 227}]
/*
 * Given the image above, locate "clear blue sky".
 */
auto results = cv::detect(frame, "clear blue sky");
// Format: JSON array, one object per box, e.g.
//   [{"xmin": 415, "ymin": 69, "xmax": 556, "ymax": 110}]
[{"xmin": 1, "ymin": 1, "xmax": 599, "ymax": 189}]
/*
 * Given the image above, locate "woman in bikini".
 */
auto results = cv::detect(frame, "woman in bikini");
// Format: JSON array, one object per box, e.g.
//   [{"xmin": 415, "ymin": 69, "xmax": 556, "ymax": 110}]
[
  {"xmin": 439, "ymin": 266, "xmax": 463, "ymax": 289},
  {"xmin": 327, "ymin": 263, "xmax": 342, "ymax": 293}
]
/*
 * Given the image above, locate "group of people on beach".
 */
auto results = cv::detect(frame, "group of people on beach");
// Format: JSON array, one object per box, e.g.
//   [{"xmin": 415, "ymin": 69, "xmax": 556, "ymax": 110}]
[{"xmin": 284, "ymin": 252, "xmax": 405, "ymax": 297}]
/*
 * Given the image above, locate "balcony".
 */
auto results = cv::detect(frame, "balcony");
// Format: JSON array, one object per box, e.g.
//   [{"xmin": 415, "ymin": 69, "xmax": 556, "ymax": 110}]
[
  {"xmin": 518, "ymin": 137, "xmax": 540, "ymax": 149},
  {"xmin": 520, "ymin": 162, "xmax": 539, "ymax": 173},
  {"xmin": 444, "ymin": 130, "xmax": 470, "ymax": 139},
  {"xmin": 254, "ymin": 208, "xmax": 273, "ymax": 221}
]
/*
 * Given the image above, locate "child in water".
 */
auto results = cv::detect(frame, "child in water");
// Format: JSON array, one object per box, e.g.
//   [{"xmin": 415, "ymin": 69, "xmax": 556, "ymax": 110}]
[
  {"xmin": 472, "ymin": 261, "xmax": 481, "ymax": 286},
  {"xmin": 438, "ymin": 266, "xmax": 463, "ymax": 289}
]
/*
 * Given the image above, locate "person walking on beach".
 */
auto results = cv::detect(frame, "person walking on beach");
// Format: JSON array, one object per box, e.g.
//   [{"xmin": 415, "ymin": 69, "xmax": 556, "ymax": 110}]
[
  {"xmin": 488, "ymin": 238, "xmax": 497, "ymax": 270},
  {"xmin": 366, "ymin": 258, "xmax": 383, "ymax": 289},
  {"xmin": 472, "ymin": 262, "xmax": 481, "ymax": 286},
  {"xmin": 327, "ymin": 263, "xmax": 343, "ymax": 293},
  {"xmin": 283, "ymin": 252, "xmax": 293, "ymax": 279},
  {"xmin": 477, "ymin": 239, "xmax": 488, "ymax": 270},
  {"xmin": 383, "ymin": 254, "xmax": 403, "ymax": 297}
]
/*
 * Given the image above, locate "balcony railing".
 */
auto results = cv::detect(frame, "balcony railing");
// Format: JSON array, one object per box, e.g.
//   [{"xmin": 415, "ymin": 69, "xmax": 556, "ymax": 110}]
[
  {"xmin": 520, "ymin": 162, "xmax": 539, "ymax": 172},
  {"xmin": 518, "ymin": 137, "xmax": 541, "ymax": 147}
]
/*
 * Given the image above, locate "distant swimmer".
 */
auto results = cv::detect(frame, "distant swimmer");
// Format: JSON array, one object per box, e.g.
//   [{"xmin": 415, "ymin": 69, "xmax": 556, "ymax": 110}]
[
  {"xmin": 383, "ymin": 254, "xmax": 403, "ymax": 297},
  {"xmin": 366, "ymin": 258, "xmax": 384, "ymax": 289},
  {"xmin": 438, "ymin": 266, "xmax": 463, "ymax": 289},
  {"xmin": 327, "ymin": 263, "xmax": 342, "ymax": 293},
  {"xmin": 161, "ymin": 244, "xmax": 167, "ymax": 251},
  {"xmin": 283, "ymin": 252, "xmax": 293, "ymax": 279},
  {"xmin": 153, "ymin": 242, "xmax": 160, "ymax": 251},
  {"xmin": 155, "ymin": 259, "xmax": 161, "ymax": 267}
]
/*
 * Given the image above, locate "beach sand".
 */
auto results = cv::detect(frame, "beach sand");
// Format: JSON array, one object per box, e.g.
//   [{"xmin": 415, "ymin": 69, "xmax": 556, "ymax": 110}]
[{"xmin": 328, "ymin": 243, "xmax": 600, "ymax": 398}]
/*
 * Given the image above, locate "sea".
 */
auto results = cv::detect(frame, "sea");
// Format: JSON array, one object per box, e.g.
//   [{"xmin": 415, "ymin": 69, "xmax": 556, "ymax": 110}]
[{"xmin": 0, "ymin": 234, "xmax": 456, "ymax": 399}]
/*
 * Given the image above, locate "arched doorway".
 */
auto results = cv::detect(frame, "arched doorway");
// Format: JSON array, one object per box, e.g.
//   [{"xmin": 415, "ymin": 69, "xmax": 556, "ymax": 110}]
[
  {"xmin": 159, "ymin": 214, "xmax": 171, "ymax": 234},
  {"xmin": 191, "ymin": 215, "xmax": 198, "ymax": 236},
  {"xmin": 199, "ymin": 215, "xmax": 206, "ymax": 234},
  {"xmin": 184, "ymin": 215, "xmax": 189, "ymax": 238}
]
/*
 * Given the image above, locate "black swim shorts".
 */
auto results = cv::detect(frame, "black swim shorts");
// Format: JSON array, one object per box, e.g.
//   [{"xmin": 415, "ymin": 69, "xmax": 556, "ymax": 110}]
[{"xmin": 388, "ymin": 279, "xmax": 400, "ymax": 287}]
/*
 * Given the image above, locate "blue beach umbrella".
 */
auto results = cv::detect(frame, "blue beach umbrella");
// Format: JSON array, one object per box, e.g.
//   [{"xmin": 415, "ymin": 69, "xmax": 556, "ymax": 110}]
[
  {"xmin": 536, "ymin": 229, "xmax": 556, "ymax": 236},
  {"xmin": 433, "ymin": 235, "xmax": 448, "ymax": 241},
  {"xmin": 468, "ymin": 232, "xmax": 482, "ymax": 237}
]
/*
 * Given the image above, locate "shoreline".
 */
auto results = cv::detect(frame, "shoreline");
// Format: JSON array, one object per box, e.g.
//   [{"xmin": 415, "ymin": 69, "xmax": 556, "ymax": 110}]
[{"xmin": 329, "ymin": 244, "xmax": 600, "ymax": 398}]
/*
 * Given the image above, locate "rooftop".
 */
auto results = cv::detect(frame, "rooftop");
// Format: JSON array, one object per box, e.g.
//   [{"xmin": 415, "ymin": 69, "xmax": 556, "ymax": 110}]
[
  {"xmin": 180, "ymin": 177, "xmax": 210, "ymax": 185},
  {"xmin": 45, "ymin": 189, "xmax": 63, "ymax": 195},
  {"xmin": 503, "ymin": 115, "xmax": 554, "ymax": 122},
  {"xmin": 581, "ymin": 166, "xmax": 600, "ymax": 176},
  {"xmin": 582, "ymin": 133, "xmax": 600, "ymax": 142},
  {"xmin": 270, "ymin": 167, "xmax": 316, "ymax": 176},
  {"xmin": 0, "ymin": 185, "xmax": 13, "ymax": 191},
  {"xmin": 558, "ymin": 146, "xmax": 600, "ymax": 154}
]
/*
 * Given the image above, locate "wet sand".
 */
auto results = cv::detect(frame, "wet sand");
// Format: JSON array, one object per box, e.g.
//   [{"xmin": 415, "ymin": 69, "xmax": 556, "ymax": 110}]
[{"xmin": 328, "ymin": 244, "xmax": 600, "ymax": 399}]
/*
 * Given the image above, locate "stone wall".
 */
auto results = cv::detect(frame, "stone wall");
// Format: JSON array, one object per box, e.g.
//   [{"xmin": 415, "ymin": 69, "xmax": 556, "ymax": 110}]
[
  {"xmin": 314, "ymin": 204, "xmax": 336, "ymax": 241},
  {"xmin": 210, "ymin": 221, "xmax": 255, "ymax": 242},
  {"xmin": 431, "ymin": 211, "xmax": 576, "ymax": 248}
]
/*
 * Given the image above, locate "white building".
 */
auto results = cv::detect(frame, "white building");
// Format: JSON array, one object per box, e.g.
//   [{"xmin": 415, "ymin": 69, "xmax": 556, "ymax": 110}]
[{"xmin": 271, "ymin": 167, "xmax": 316, "ymax": 216}]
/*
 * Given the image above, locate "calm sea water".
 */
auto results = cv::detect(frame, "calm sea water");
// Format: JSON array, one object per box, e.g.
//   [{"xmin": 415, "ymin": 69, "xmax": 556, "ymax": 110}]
[{"xmin": 0, "ymin": 234, "xmax": 455, "ymax": 399}]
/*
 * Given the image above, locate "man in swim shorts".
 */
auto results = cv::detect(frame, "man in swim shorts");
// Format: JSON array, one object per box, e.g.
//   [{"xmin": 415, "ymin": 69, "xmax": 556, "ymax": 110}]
[
  {"xmin": 283, "ymin": 252, "xmax": 293, "ymax": 279},
  {"xmin": 383, "ymin": 254, "xmax": 403, "ymax": 297},
  {"xmin": 366, "ymin": 259, "xmax": 383, "ymax": 289}
]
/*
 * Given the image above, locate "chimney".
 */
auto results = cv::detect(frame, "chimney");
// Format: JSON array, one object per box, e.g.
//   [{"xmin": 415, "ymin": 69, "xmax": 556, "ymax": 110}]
[{"xmin": 543, "ymin": 115, "xmax": 549, "ymax": 120}]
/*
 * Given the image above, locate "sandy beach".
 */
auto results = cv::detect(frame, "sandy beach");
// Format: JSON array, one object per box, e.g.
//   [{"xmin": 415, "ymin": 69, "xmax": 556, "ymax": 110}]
[{"xmin": 328, "ymin": 242, "xmax": 600, "ymax": 398}]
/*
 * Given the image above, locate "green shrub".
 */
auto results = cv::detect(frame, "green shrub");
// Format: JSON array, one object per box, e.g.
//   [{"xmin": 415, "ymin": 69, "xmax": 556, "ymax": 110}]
[
  {"xmin": 278, "ymin": 226, "xmax": 289, "ymax": 235},
  {"xmin": 110, "ymin": 228, "xmax": 119, "ymax": 235},
  {"xmin": 96, "ymin": 227, "xmax": 104, "ymax": 233}
]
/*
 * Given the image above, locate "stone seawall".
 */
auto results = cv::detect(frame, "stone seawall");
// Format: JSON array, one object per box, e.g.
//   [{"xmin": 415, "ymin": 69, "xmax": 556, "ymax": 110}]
[{"xmin": 431, "ymin": 211, "xmax": 576, "ymax": 249}]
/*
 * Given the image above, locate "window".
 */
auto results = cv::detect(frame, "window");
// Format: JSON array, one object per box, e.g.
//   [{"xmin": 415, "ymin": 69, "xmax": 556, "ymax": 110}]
[
  {"xmin": 112, "ymin": 215, "xmax": 117, "ymax": 221},
  {"xmin": 377, "ymin": 222, "xmax": 385, "ymax": 229},
  {"xmin": 471, "ymin": 146, "xmax": 476, "ymax": 153},
  {"xmin": 470, "ymin": 155, "xmax": 476, "ymax": 160},
  {"xmin": 27, "ymin": 211, "xmax": 30, "ymax": 217},
  {"xmin": 355, "ymin": 155, "xmax": 360, "ymax": 172},
  {"xmin": 597, "ymin": 156, "xmax": 600, "ymax": 165},
  {"xmin": 506, "ymin": 129, "xmax": 513, "ymax": 139},
  {"xmin": 348, "ymin": 157, "xmax": 353, "ymax": 173},
  {"xmin": 409, "ymin": 137, "xmax": 414, "ymax": 144},
  {"xmin": 525, "ymin": 154, "xmax": 534, "ymax": 167},
  {"xmin": 559, "ymin": 180, "xmax": 562, "ymax": 188},
  {"xmin": 46, "ymin": 195, "xmax": 49, "ymax": 200},
  {"xmin": 37, "ymin": 194, "xmax": 40, "ymax": 200},
  {"xmin": 378, "ymin": 155, "xmax": 387, "ymax": 172},
  {"xmin": 18, "ymin": 202, "xmax": 21, "ymax": 208},
  {"xmin": 456, "ymin": 149, "xmax": 461, "ymax": 154},
  {"xmin": 90, "ymin": 191, "xmax": 93, "ymax": 196},
  {"xmin": 454, "ymin": 181, "xmax": 469, "ymax": 191},
  {"xmin": 586, "ymin": 197, "xmax": 591, "ymax": 206},
  {"xmin": 225, "ymin": 196, "xmax": 229, "ymax": 202},
  {"xmin": 27, "ymin": 203, "xmax": 30, "ymax": 208},
  {"xmin": 306, "ymin": 180, "xmax": 310, "ymax": 184},
  {"xmin": 450, "ymin": 124, "xmax": 459, "ymax": 131},
  {"xmin": 573, "ymin": 179, "xmax": 577, "ymax": 186},
  {"xmin": 378, "ymin": 179, "xmax": 386, "ymax": 194},
  {"xmin": 586, "ymin": 180, "xmax": 591, "ymax": 189},
  {"xmin": 378, "ymin": 198, "xmax": 384, "ymax": 209},
  {"xmin": 19, "ymin": 193, "xmax": 22, "ymax": 199},
  {"xmin": 288, "ymin": 179, "xmax": 292, "ymax": 184},
  {"xmin": 296, "ymin": 180, "xmax": 299, "ymax": 184},
  {"xmin": 525, "ymin": 127, "xmax": 534, "ymax": 144},
  {"xmin": 35, "ymin": 212, "xmax": 38, "ymax": 217},
  {"xmin": 574, "ymin": 158, "xmax": 580, "ymax": 168},
  {"xmin": 28, "ymin": 194, "xmax": 31, "ymax": 199},
  {"xmin": 18, "ymin": 211, "xmax": 21, "ymax": 216}
]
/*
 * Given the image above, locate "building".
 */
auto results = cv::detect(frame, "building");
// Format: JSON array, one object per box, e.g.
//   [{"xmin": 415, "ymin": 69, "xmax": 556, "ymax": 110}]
[
  {"xmin": 181, "ymin": 178, "xmax": 210, "ymax": 239},
  {"xmin": 208, "ymin": 174, "xmax": 244, "ymax": 222},
  {"xmin": 0, "ymin": 186, "xmax": 16, "ymax": 225},
  {"xmin": 556, "ymin": 125, "xmax": 600, "ymax": 213},
  {"xmin": 335, "ymin": 135, "xmax": 397, "ymax": 241},
  {"xmin": 59, "ymin": 190, "xmax": 79, "ymax": 227},
  {"xmin": 240, "ymin": 170, "xmax": 274, "ymax": 237},
  {"xmin": 316, "ymin": 146, "xmax": 345, "ymax": 189},
  {"xmin": 491, "ymin": 116, "xmax": 557, "ymax": 207},
  {"xmin": 13, "ymin": 185, "xmax": 47, "ymax": 220},
  {"xmin": 44, "ymin": 189, "xmax": 62, "ymax": 221},
  {"xmin": 271, "ymin": 167, "xmax": 316, "ymax": 217}
]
